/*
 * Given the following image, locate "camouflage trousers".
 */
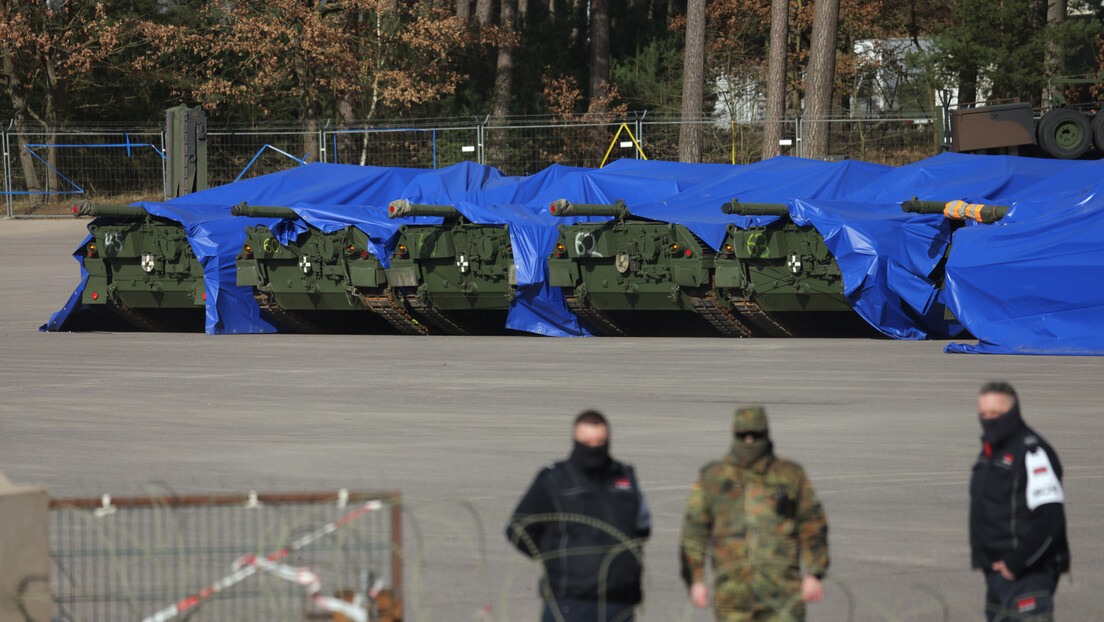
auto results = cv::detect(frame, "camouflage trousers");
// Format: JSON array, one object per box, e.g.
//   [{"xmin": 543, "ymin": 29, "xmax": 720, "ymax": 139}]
[{"xmin": 713, "ymin": 576, "xmax": 804, "ymax": 622}]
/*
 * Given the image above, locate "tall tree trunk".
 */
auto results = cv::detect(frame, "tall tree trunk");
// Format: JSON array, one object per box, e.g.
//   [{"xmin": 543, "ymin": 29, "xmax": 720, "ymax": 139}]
[
  {"xmin": 589, "ymin": 0, "xmax": 610, "ymax": 110},
  {"xmin": 456, "ymin": 0, "xmax": 471, "ymax": 23},
  {"xmin": 678, "ymin": 0, "xmax": 706, "ymax": 163},
  {"xmin": 958, "ymin": 67, "xmax": 978, "ymax": 107},
  {"xmin": 44, "ymin": 56, "xmax": 59, "ymax": 195},
  {"xmin": 336, "ymin": 91, "xmax": 357, "ymax": 164},
  {"xmin": 475, "ymin": 0, "xmax": 494, "ymax": 28},
  {"xmin": 294, "ymin": 57, "xmax": 321, "ymax": 163},
  {"xmin": 803, "ymin": 0, "xmax": 840, "ymax": 160},
  {"xmin": 489, "ymin": 0, "xmax": 517, "ymax": 166},
  {"xmin": 1043, "ymin": 0, "xmax": 1065, "ymax": 105},
  {"xmin": 2, "ymin": 49, "xmax": 43, "ymax": 204},
  {"xmin": 493, "ymin": 0, "xmax": 517, "ymax": 117},
  {"xmin": 762, "ymin": 0, "xmax": 789, "ymax": 160}
]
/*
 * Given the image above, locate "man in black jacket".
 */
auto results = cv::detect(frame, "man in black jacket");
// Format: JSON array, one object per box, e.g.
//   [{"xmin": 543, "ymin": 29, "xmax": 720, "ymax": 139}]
[
  {"xmin": 970, "ymin": 382, "xmax": 1069, "ymax": 621},
  {"xmin": 507, "ymin": 410, "xmax": 651, "ymax": 622}
]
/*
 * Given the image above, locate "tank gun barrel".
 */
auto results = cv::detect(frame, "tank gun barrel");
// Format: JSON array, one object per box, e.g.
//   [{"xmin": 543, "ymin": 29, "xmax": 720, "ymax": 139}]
[
  {"xmin": 901, "ymin": 198, "xmax": 1009, "ymax": 224},
  {"xmin": 548, "ymin": 199, "xmax": 628, "ymax": 218},
  {"xmin": 230, "ymin": 203, "xmax": 301, "ymax": 219},
  {"xmin": 71, "ymin": 200, "xmax": 149, "ymax": 219},
  {"xmin": 721, "ymin": 200, "xmax": 790, "ymax": 217},
  {"xmin": 388, "ymin": 199, "xmax": 460, "ymax": 219}
]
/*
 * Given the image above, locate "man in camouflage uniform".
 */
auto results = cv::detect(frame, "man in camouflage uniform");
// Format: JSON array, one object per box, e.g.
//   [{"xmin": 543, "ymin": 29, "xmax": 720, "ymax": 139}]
[{"xmin": 680, "ymin": 405, "xmax": 829, "ymax": 621}]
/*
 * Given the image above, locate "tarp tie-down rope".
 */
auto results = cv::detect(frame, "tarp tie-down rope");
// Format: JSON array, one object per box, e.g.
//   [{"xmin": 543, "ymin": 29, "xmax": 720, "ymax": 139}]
[{"xmin": 141, "ymin": 500, "xmax": 383, "ymax": 622}]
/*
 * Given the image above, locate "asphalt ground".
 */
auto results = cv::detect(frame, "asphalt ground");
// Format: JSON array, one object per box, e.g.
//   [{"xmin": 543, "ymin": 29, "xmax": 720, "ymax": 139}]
[{"xmin": 2, "ymin": 218, "xmax": 1103, "ymax": 621}]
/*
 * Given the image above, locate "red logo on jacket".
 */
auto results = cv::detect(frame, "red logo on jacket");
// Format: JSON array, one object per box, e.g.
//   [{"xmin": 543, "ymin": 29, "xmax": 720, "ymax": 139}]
[{"xmin": 613, "ymin": 478, "xmax": 632, "ymax": 490}]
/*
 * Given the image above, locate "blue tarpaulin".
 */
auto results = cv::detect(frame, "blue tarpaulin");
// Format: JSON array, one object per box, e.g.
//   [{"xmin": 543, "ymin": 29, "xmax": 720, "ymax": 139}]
[
  {"xmin": 44, "ymin": 155, "xmax": 1104, "ymax": 354},
  {"xmin": 781, "ymin": 153, "xmax": 1104, "ymax": 343},
  {"xmin": 403, "ymin": 160, "xmax": 734, "ymax": 336},
  {"xmin": 940, "ymin": 159, "xmax": 1104, "ymax": 354},
  {"xmin": 44, "ymin": 164, "xmax": 429, "ymax": 334}
]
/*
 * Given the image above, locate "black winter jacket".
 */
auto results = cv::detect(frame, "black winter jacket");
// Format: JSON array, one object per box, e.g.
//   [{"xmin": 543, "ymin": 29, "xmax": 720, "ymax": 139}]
[
  {"xmin": 969, "ymin": 423, "xmax": 1070, "ymax": 577},
  {"xmin": 506, "ymin": 459, "xmax": 651, "ymax": 604}
]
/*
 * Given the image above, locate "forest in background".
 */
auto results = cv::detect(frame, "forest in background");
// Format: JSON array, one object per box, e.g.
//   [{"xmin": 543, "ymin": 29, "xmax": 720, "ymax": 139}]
[{"xmin": 2, "ymin": 0, "xmax": 1103, "ymax": 157}]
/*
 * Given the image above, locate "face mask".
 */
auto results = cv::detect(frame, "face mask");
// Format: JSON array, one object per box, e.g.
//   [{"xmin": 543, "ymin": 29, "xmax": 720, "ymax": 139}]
[
  {"xmin": 571, "ymin": 441, "xmax": 611, "ymax": 473},
  {"xmin": 731, "ymin": 438, "xmax": 771, "ymax": 466},
  {"xmin": 979, "ymin": 401, "xmax": 1023, "ymax": 447}
]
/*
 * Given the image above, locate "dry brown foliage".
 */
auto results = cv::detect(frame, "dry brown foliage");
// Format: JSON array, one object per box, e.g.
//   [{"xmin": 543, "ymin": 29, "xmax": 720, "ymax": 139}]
[{"xmin": 132, "ymin": 0, "xmax": 470, "ymax": 116}]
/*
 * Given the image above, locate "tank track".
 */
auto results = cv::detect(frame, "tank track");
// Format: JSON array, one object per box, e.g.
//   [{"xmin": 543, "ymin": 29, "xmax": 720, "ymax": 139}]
[
  {"xmin": 362, "ymin": 287, "xmax": 430, "ymax": 336},
  {"xmin": 565, "ymin": 295, "xmax": 628, "ymax": 337},
  {"xmin": 105, "ymin": 296, "xmax": 167, "ymax": 332},
  {"xmin": 729, "ymin": 295, "xmax": 794, "ymax": 337},
  {"xmin": 404, "ymin": 292, "xmax": 471, "ymax": 335},
  {"xmin": 688, "ymin": 288, "xmax": 754, "ymax": 338},
  {"xmin": 252, "ymin": 292, "xmax": 324, "ymax": 334}
]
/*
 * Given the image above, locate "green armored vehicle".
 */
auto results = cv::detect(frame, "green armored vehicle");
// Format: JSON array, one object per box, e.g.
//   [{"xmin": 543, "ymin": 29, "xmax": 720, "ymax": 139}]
[
  {"xmin": 383, "ymin": 200, "xmax": 517, "ymax": 334},
  {"xmin": 712, "ymin": 201, "xmax": 854, "ymax": 336},
  {"xmin": 74, "ymin": 200, "xmax": 206, "ymax": 330},
  {"xmin": 546, "ymin": 200, "xmax": 751, "ymax": 337},
  {"xmin": 233, "ymin": 203, "xmax": 426, "ymax": 334}
]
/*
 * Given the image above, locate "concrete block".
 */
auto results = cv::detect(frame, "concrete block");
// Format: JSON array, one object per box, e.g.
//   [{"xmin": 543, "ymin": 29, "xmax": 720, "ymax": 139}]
[{"xmin": 0, "ymin": 471, "xmax": 49, "ymax": 622}]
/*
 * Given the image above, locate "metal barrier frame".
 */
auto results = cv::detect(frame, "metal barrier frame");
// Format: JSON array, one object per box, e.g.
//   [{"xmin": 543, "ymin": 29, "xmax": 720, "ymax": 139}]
[{"xmin": 49, "ymin": 490, "xmax": 403, "ymax": 622}]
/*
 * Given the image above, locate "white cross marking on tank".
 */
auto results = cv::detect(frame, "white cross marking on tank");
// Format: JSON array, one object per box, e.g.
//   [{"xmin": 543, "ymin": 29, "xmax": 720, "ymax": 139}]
[
  {"xmin": 786, "ymin": 253, "xmax": 802, "ymax": 274},
  {"xmin": 457, "ymin": 254, "xmax": 470, "ymax": 273}
]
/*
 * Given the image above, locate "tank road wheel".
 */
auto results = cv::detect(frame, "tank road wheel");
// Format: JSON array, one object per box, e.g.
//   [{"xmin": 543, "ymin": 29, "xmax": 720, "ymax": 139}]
[
  {"xmin": 1037, "ymin": 109, "xmax": 1091, "ymax": 159},
  {"xmin": 1092, "ymin": 113, "xmax": 1104, "ymax": 153}
]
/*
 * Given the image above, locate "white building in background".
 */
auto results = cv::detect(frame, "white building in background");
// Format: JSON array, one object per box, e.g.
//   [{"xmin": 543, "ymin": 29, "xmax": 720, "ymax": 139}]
[
  {"xmin": 849, "ymin": 38, "xmax": 960, "ymax": 116},
  {"xmin": 708, "ymin": 38, "xmax": 963, "ymax": 125},
  {"xmin": 711, "ymin": 74, "xmax": 765, "ymax": 125}
]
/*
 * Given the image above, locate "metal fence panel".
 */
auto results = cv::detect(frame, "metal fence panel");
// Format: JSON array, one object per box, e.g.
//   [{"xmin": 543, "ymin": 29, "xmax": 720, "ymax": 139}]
[
  {"xmin": 2, "ymin": 131, "xmax": 165, "ymax": 218},
  {"xmin": 483, "ymin": 121, "xmax": 631, "ymax": 175},
  {"xmin": 323, "ymin": 126, "xmax": 481, "ymax": 170},
  {"xmin": 205, "ymin": 131, "xmax": 318, "ymax": 188},
  {"xmin": 639, "ymin": 119, "xmax": 799, "ymax": 164},
  {"xmin": 801, "ymin": 117, "xmax": 937, "ymax": 165},
  {"xmin": 0, "ymin": 116, "xmax": 942, "ymax": 219},
  {"xmin": 50, "ymin": 491, "xmax": 402, "ymax": 622}
]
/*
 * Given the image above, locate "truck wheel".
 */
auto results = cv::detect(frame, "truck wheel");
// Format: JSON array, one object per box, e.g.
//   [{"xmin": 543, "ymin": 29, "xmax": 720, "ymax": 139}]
[
  {"xmin": 1092, "ymin": 113, "xmax": 1104, "ymax": 153},
  {"xmin": 1037, "ymin": 109, "xmax": 1091, "ymax": 159}
]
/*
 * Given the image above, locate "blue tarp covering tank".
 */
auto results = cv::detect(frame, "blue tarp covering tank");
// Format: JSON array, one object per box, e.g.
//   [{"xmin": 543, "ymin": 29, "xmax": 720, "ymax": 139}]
[
  {"xmin": 770, "ymin": 153, "xmax": 1102, "ymax": 343},
  {"xmin": 43, "ymin": 163, "xmax": 430, "ymax": 334},
  {"xmin": 44, "ymin": 155, "xmax": 1104, "ymax": 354},
  {"xmin": 938, "ymin": 159, "xmax": 1104, "ymax": 354},
  {"xmin": 394, "ymin": 159, "xmax": 734, "ymax": 336}
]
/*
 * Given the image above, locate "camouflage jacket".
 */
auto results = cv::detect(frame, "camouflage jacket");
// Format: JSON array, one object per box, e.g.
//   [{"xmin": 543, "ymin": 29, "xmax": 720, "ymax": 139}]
[{"xmin": 680, "ymin": 452, "xmax": 828, "ymax": 587}]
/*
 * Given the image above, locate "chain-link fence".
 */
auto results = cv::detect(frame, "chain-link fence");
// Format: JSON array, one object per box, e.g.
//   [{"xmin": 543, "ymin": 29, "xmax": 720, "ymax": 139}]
[
  {"xmin": 2, "ymin": 115, "xmax": 938, "ymax": 218},
  {"xmin": 49, "ymin": 490, "xmax": 402, "ymax": 622}
]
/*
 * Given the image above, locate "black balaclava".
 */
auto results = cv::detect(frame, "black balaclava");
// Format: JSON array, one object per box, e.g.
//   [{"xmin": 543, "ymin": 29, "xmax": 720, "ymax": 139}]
[
  {"xmin": 980, "ymin": 399, "xmax": 1024, "ymax": 448},
  {"xmin": 731, "ymin": 437, "xmax": 772, "ymax": 466},
  {"xmin": 570, "ymin": 440, "xmax": 611, "ymax": 475}
]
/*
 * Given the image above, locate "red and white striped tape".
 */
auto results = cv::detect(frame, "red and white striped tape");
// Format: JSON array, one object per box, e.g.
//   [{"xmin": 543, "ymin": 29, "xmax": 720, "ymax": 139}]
[{"xmin": 142, "ymin": 499, "xmax": 384, "ymax": 622}]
